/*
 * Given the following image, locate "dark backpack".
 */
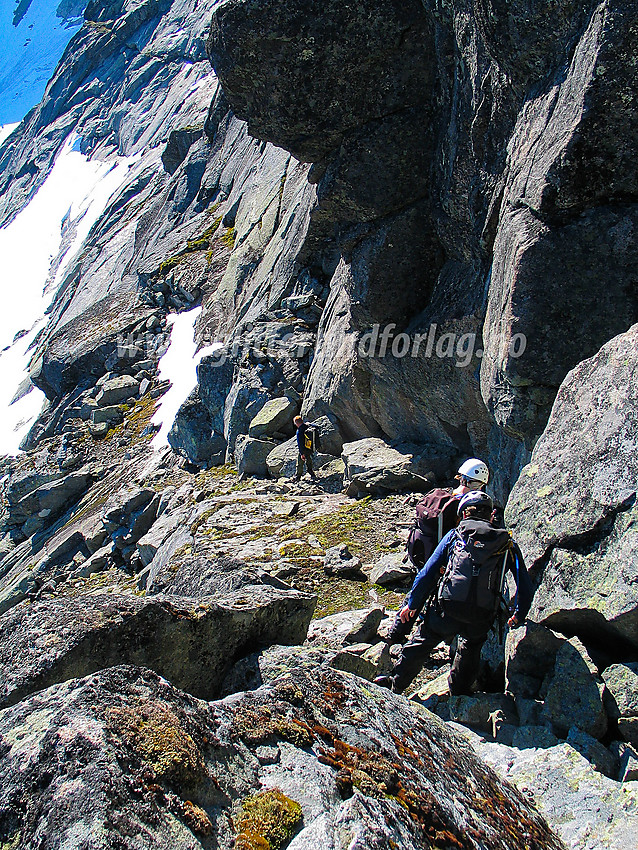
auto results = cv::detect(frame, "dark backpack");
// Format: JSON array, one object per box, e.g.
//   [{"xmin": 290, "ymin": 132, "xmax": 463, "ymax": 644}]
[
  {"xmin": 303, "ymin": 426, "xmax": 320, "ymax": 453},
  {"xmin": 406, "ymin": 489, "xmax": 459, "ymax": 569},
  {"xmin": 436, "ymin": 518, "xmax": 513, "ymax": 624},
  {"xmin": 310, "ymin": 427, "xmax": 321, "ymax": 453}
]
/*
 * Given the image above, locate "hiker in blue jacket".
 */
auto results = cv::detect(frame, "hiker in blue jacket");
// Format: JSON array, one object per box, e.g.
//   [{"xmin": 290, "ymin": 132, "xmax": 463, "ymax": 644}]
[
  {"xmin": 293, "ymin": 415, "xmax": 317, "ymax": 482},
  {"xmin": 375, "ymin": 491, "xmax": 534, "ymax": 696}
]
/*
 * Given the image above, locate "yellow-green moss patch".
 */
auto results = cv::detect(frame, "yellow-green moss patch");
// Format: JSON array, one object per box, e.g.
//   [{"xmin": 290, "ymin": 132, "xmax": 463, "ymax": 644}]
[
  {"xmin": 219, "ymin": 226, "xmax": 236, "ymax": 249},
  {"xmin": 235, "ymin": 788, "xmax": 303, "ymax": 850}
]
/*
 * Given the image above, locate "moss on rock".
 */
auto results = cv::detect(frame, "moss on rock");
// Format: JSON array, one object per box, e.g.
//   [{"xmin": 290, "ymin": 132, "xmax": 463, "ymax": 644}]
[
  {"xmin": 106, "ymin": 700, "xmax": 207, "ymax": 785},
  {"xmin": 235, "ymin": 788, "xmax": 303, "ymax": 850}
]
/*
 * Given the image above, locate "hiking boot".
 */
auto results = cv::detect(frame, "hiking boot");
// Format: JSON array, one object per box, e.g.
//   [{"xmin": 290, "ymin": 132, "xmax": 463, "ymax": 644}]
[{"xmin": 373, "ymin": 675, "xmax": 395, "ymax": 691}]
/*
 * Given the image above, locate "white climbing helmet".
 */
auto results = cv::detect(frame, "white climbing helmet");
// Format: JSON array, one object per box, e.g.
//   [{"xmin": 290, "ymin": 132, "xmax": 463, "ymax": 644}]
[{"xmin": 457, "ymin": 458, "xmax": 489, "ymax": 486}]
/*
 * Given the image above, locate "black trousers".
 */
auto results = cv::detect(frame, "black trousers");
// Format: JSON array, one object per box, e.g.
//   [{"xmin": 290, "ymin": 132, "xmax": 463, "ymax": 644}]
[{"xmin": 391, "ymin": 604, "xmax": 491, "ymax": 695}]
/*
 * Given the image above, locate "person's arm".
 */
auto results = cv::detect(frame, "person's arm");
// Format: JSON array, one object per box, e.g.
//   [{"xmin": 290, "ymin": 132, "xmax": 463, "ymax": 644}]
[
  {"xmin": 296, "ymin": 426, "xmax": 305, "ymax": 455},
  {"xmin": 403, "ymin": 530, "xmax": 455, "ymax": 617},
  {"xmin": 507, "ymin": 541, "xmax": 534, "ymax": 626}
]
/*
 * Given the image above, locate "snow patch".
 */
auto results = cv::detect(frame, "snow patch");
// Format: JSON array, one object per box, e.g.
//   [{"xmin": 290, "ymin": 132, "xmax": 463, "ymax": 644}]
[
  {"xmin": 0, "ymin": 123, "xmax": 19, "ymax": 146},
  {"xmin": 0, "ymin": 322, "xmax": 47, "ymax": 456},
  {"xmin": 0, "ymin": 133, "xmax": 134, "ymax": 351},
  {"xmin": 151, "ymin": 308, "xmax": 222, "ymax": 450},
  {"xmin": 0, "ymin": 133, "xmax": 136, "ymax": 455}
]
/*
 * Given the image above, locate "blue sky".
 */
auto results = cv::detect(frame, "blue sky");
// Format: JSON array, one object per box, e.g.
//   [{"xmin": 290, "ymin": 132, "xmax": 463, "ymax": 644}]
[{"xmin": 0, "ymin": 0, "xmax": 86, "ymax": 125}]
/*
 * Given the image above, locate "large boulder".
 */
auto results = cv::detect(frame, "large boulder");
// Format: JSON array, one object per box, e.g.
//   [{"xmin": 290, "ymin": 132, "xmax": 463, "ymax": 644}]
[
  {"xmin": 306, "ymin": 607, "xmax": 384, "ymax": 647},
  {"xmin": 506, "ymin": 325, "xmax": 638, "ymax": 649},
  {"xmin": 369, "ymin": 552, "xmax": 414, "ymax": 587},
  {"xmin": 235, "ymin": 435, "xmax": 276, "ymax": 478},
  {"xmin": 304, "ymin": 412, "xmax": 344, "ymax": 457},
  {"xmin": 168, "ymin": 388, "xmax": 226, "ymax": 467},
  {"xmin": 266, "ymin": 437, "xmax": 333, "ymax": 478},
  {"xmin": 0, "ymin": 587, "xmax": 316, "ymax": 709},
  {"xmin": 136, "ymin": 506, "xmax": 191, "ymax": 568},
  {"xmin": 8, "ymin": 469, "xmax": 93, "ymax": 531},
  {"xmin": 505, "ymin": 622, "xmax": 566, "ymax": 700},
  {"xmin": 96, "ymin": 374, "xmax": 140, "ymax": 406},
  {"xmin": 248, "ymin": 396, "xmax": 298, "ymax": 439},
  {"xmin": 540, "ymin": 638, "xmax": 607, "ymax": 740},
  {"xmin": 341, "ymin": 438, "xmax": 431, "ymax": 497},
  {"xmin": 0, "ymin": 664, "xmax": 566, "ymax": 849},
  {"xmin": 603, "ymin": 663, "xmax": 638, "ymax": 748},
  {"xmin": 505, "ymin": 625, "xmax": 608, "ymax": 739}
]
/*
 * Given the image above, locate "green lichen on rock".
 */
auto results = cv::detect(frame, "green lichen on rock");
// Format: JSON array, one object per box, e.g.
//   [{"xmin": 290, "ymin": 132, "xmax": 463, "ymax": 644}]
[
  {"xmin": 219, "ymin": 226, "xmax": 236, "ymax": 248},
  {"xmin": 187, "ymin": 216, "xmax": 223, "ymax": 251},
  {"xmin": 282, "ymin": 498, "xmax": 373, "ymax": 554},
  {"xmin": 158, "ymin": 254, "xmax": 185, "ymax": 276},
  {"xmin": 235, "ymin": 788, "xmax": 303, "ymax": 850}
]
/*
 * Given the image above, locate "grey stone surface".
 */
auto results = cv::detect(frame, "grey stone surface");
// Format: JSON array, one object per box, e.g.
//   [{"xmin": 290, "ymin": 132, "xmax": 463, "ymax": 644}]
[
  {"xmin": 168, "ymin": 387, "xmax": 226, "ymax": 467},
  {"xmin": 136, "ymin": 507, "xmax": 190, "ymax": 568},
  {"xmin": 0, "ymin": 586, "xmax": 315, "ymax": 708},
  {"xmin": 507, "ymin": 325, "xmax": 638, "ymax": 649},
  {"xmin": 369, "ymin": 552, "xmax": 413, "ymax": 587},
  {"xmin": 464, "ymin": 732, "xmax": 638, "ymax": 850},
  {"xmin": 9, "ymin": 470, "xmax": 93, "ymax": 531},
  {"xmin": 541, "ymin": 638, "xmax": 607, "ymax": 740},
  {"xmin": 0, "ymin": 664, "xmax": 565, "ymax": 850},
  {"xmin": 248, "ymin": 396, "xmax": 298, "ymax": 439},
  {"xmin": 96, "ymin": 376, "xmax": 140, "ymax": 407},
  {"xmin": 235, "ymin": 435, "xmax": 276, "ymax": 478},
  {"xmin": 307, "ymin": 608, "xmax": 384, "ymax": 647},
  {"xmin": 323, "ymin": 544, "xmax": 364, "ymax": 579},
  {"xmin": 610, "ymin": 740, "xmax": 638, "ymax": 783},
  {"xmin": 90, "ymin": 405, "xmax": 124, "ymax": 426},
  {"xmin": 341, "ymin": 438, "xmax": 431, "ymax": 497},
  {"xmin": 505, "ymin": 622, "xmax": 565, "ymax": 699},
  {"xmin": 511, "ymin": 726, "xmax": 559, "ymax": 750},
  {"xmin": 603, "ymin": 662, "xmax": 638, "ymax": 721},
  {"xmin": 448, "ymin": 693, "xmax": 517, "ymax": 734},
  {"xmin": 566, "ymin": 727, "xmax": 617, "ymax": 779}
]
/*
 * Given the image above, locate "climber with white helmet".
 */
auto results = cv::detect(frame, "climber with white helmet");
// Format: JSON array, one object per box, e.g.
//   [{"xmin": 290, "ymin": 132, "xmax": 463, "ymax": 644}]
[
  {"xmin": 376, "ymin": 490, "xmax": 533, "ymax": 696},
  {"xmin": 386, "ymin": 458, "xmax": 492, "ymax": 645}
]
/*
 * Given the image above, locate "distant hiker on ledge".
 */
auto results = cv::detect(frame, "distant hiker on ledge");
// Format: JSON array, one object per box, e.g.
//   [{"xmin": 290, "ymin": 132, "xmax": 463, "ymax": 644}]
[
  {"xmin": 375, "ymin": 491, "xmax": 533, "ymax": 696},
  {"xmin": 293, "ymin": 415, "xmax": 317, "ymax": 483},
  {"xmin": 386, "ymin": 458, "xmax": 491, "ymax": 645}
]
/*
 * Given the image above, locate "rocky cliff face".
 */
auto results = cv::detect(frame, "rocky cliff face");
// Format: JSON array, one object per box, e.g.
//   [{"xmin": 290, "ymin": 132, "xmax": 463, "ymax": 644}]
[
  {"xmin": 1, "ymin": 0, "xmax": 638, "ymax": 847},
  {"xmin": 4, "ymin": 0, "xmax": 636, "ymax": 493},
  {"xmin": 207, "ymin": 0, "xmax": 638, "ymax": 489}
]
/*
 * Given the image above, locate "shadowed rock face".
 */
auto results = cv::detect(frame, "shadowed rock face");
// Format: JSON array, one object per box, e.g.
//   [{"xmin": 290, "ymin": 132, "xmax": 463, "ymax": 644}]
[
  {"xmin": 207, "ymin": 0, "xmax": 435, "ymax": 163},
  {"xmin": 0, "ymin": 664, "xmax": 566, "ymax": 849},
  {"xmin": 0, "ymin": 588, "xmax": 316, "ymax": 708},
  {"xmin": 207, "ymin": 0, "xmax": 638, "ymax": 486}
]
